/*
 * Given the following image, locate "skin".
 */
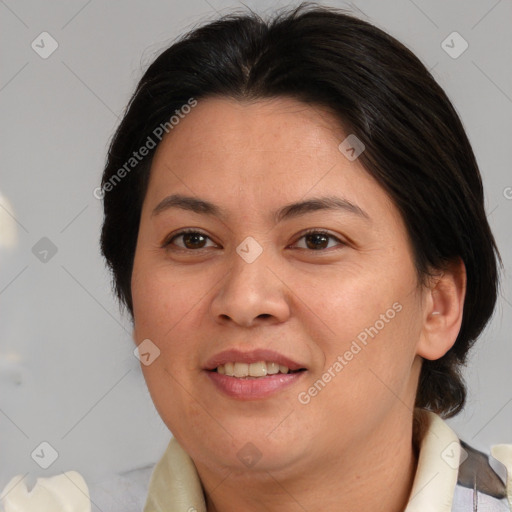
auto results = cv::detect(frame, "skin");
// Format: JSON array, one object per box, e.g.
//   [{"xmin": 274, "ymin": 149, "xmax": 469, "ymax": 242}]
[{"xmin": 131, "ymin": 97, "xmax": 466, "ymax": 512}]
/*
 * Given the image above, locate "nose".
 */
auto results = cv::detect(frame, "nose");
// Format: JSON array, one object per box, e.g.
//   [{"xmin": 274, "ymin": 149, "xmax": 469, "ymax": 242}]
[{"xmin": 209, "ymin": 246, "xmax": 292, "ymax": 327}]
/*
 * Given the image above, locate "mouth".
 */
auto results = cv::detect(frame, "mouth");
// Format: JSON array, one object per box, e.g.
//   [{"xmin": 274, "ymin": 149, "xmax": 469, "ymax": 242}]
[
  {"xmin": 213, "ymin": 361, "xmax": 305, "ymax": 378},
  {"xmin": 204, "ymin": 349, "xmax": 307, "ymax": 400}
]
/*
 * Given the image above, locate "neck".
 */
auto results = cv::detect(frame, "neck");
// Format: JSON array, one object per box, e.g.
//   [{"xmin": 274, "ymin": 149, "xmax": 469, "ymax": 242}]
[{"xmin": 197, "ymin": 408, "xmax": 419, "ymax": 512}]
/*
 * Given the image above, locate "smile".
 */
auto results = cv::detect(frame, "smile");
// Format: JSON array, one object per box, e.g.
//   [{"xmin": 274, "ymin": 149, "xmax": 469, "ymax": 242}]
[
  {"xmin": 215, "ymin": 361, "xmax": 299, "ymax": 378},
  {"xmin": 204, "ymin": 349, "xmax": 307, "ymax": 399}
]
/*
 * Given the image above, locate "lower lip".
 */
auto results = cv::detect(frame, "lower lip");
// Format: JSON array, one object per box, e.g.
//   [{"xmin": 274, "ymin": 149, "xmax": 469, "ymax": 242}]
[{"xmin": 206, "ymin": 371, "xmax": 305, "ymax": 400}]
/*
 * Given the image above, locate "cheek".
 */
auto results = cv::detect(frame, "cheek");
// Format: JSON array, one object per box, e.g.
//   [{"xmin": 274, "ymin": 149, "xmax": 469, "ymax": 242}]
[
  {"xmin": 131, "ymin": 259, "xmax": 209, "ymax": 406},
  {"xmin": 131, "ymin": 257, "xmax": 208, "ymax": 341},
  {"xmin": 132, "ymin": 264, "xmax": 209, "ymax": 435},
  {"xmin": 305, "ymin": 260, "xmax": 421, "ymax": 391},
  {"xmin": 306, "ymin": 262, "xmax": 414, "ymax": 343}
]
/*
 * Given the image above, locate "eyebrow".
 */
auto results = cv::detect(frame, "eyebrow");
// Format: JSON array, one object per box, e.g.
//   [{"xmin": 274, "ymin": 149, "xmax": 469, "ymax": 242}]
[{"xmin": 151, "ymin": 193, "xmax": 370, "ymax": 223}]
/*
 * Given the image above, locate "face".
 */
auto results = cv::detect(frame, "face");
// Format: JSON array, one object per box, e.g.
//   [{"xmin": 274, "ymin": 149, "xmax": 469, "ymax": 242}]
[{"xmin": 131, "ymin": 96, "xmax": 427, "ymax": 475}]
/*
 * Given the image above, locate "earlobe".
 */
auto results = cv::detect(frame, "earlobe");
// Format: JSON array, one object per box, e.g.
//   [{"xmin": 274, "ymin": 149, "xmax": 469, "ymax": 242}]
[{"xmin": 417, "ymin": 258, "xmax": 467, "ymax": 361}]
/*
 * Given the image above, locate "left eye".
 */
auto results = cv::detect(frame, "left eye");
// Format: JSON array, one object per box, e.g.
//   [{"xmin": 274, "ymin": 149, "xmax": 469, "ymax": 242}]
[
  {"xmin": 292, "ymin": 230, "xmax": 344, "ymax": 251},
  {"xmin": 166, "ymin": 230, "xmax": 217, "ymax": 250}
]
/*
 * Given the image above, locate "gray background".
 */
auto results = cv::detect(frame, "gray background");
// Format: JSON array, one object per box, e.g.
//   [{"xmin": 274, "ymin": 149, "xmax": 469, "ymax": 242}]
[{"xmin": 0, "ymin": 0, "xmax": 511, "ymax": 490}]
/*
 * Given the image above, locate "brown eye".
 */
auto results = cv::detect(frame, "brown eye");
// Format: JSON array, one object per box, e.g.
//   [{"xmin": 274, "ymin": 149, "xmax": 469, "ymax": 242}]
[
  {"xmin": 166, "ymin": 230, "xmax": 216, "ymax": 250},
  {"xmin": 182, "ymin": 232, "xmax": 207, "ymax": 249},
  {"xmin": 293, "ymin": 230, "xmax": 344, "ymax": 251},
  {"xmin": 305, "ymin": 232, "xmax": 329, "ymax": 250}
]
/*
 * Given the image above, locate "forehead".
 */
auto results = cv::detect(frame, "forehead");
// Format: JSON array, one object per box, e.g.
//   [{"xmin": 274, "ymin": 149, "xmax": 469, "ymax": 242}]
[
  {"xmin": 155, "ymin": 96, "xmax": 345, "ymax": 154},
  {"xmin": 144, "ymin": 96, "xmax": 398, "ymax": 225}
]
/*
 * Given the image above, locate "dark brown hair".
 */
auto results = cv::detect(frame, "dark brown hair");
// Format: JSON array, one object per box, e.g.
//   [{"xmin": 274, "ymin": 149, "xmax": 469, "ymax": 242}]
[{"xmin": 100, "ymin": 3, "xmax": 501, "ymax": 418}]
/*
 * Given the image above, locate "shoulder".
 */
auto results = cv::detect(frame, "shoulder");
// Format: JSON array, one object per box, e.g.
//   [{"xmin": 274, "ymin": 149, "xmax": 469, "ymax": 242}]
[
  {"xmin": 409, "ymin": 409, "xmax": 512, "ymax": 512},
  {"xmin": 453, "ymin": 440, "xmax": 512, "ymax": 511},
  {"xmin": 0, "ymin": 465, "xmax": 155, "ymax": 512},
  {"xmin": 87, "ymin": 464, "xmax": 155, "ymax": 512},
  {"xmin": 0, "ymin": 471, "xmax": 90, "ymax": 511}
]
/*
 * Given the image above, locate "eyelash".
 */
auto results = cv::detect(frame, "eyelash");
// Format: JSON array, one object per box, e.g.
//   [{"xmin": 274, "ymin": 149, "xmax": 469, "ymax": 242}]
[{"xmin": 163, "ymin": 228, "xmax": 345, "ymax": 252}]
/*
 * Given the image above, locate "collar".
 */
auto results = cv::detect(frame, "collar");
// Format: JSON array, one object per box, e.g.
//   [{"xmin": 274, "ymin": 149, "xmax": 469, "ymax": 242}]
[
  {"xmin": 405, "ymin": 408, "xmax": 460, "ymax": 511},
  {"xmin": 143, "ymin": 409, "xmax": 465, "ymax": 512}
]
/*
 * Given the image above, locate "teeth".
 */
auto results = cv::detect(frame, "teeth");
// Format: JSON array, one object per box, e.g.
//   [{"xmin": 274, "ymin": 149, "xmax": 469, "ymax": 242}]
[
  {"xmin": 279, "ymin": 365, "xmax": 289, "ymax": 374},
  {"xmin": 249, "ymin": 361, "xmax": 267, "ymax": 377},
  {"xmin": 233, "ymin": 362, "xmax": 249, "ymax": 377},
  {"xmin": 216, "ymin": 361, "xmax": 293, "ymax": 377},
  {"xmin": 267, "ymin": 362, "xmax": 280, "ymax": 375}
]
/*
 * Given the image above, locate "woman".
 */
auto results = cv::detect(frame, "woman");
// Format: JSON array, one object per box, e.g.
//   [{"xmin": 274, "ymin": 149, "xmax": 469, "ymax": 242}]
[{"xmin": 2, "ymin": 3, "xmax": 510, "ymax": 511}]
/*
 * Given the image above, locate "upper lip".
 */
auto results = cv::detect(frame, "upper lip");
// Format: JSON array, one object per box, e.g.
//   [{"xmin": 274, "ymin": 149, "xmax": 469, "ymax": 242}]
[{"xmin": 204, "ymin": 349, "xmax": 306, "ymax": 372}]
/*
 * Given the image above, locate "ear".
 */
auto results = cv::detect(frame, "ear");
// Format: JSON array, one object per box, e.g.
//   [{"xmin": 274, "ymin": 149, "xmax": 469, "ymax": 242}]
[{"xmin": 416, "ymin": 258, "xmax": 467, "ymax": 360}]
